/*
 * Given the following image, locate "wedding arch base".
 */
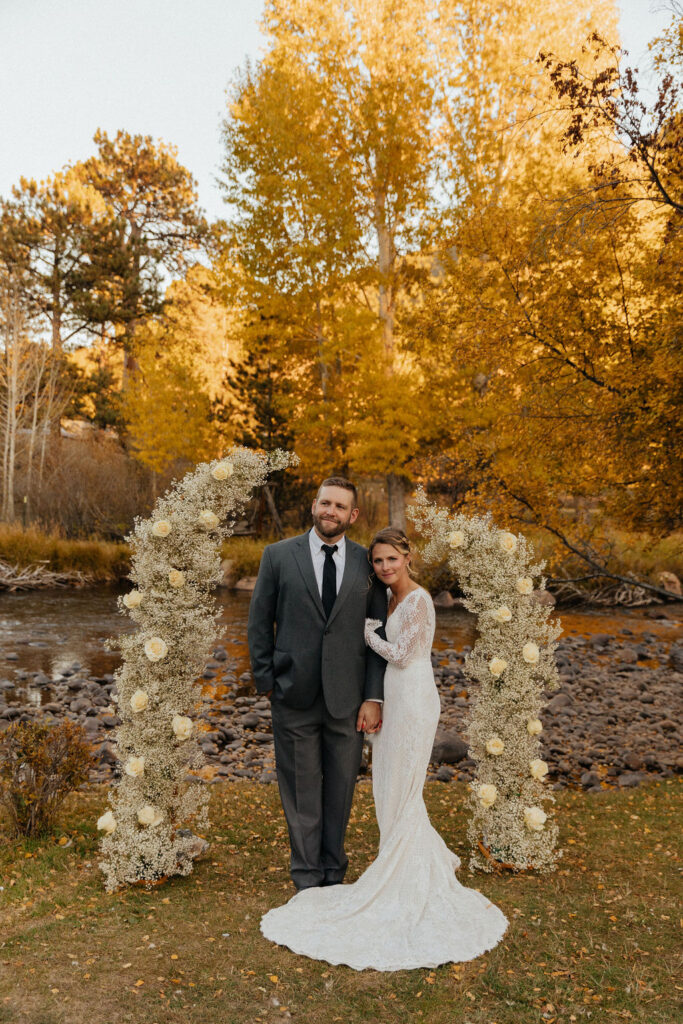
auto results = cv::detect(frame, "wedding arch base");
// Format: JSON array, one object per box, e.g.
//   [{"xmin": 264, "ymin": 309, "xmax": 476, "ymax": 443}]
[
  {"xmin": 96, "ymin": 447, "xmax": 296, "ymax": 892},
  {"xmin": 411, "ymin": 489, "xmax": 563, "ymax": 874}
]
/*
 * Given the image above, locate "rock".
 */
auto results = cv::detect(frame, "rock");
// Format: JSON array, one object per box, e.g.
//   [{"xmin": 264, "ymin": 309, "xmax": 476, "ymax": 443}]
[
  {"xmin": 5, "ymin": 653, "xmax": 18, "ymax": 662},
  {"xmin": 659, "ymin": 719, "xmax": 678, "ymax": 733},
  {"xmin": 435, "ymin": 765, "xmax": 454, "ymax": 782},
  {"xmin": 617, "ymin": 772, "xmax": 647, "ymax": 787},
  {"xmin": 431, "ymin": 731, "xmax": 468, "ymax": 764},
  {"xmin": 547, "ymin": 693, "xmax": 573, "ymax": 712},
  {"xmin": 101, "ymin": 715, "xmax": 121, "ymax": 729},
  {"xmin": 657, "ymin": 571, "xmax": 682, "ymax": 596},
  {"xmin": 259, "ymin": 769, "xmax": 277, "ymax": 783},
  {"xmin": 668, "ymin": 646, "xmax": 683, "ymax": 673},
  {"xmin": 240, "ymin": 713, "xmax": 260, "ymax": 729},
  {"xmin": 432, "ymin": 591, "xmax": 456, "ymax": 608},
  {"xmin": 218, "ymin": 559, "xmax": 238, "ymax": 589},
  {"xmin": 580, "ymin": 771, "xmax": 601, "ymax": 787},
  {"xmin": 618, "ymin": 648, "xmax": 637, "ymax": 664},
  {"xmin": 531, "ymin": 589, "xmax": 556, "ymax": 608},
  {"xmin": 200, "ymin": 741, "xmax": 219, "ymax": 756},
  {"xmin": 622, "ymin": 751, "xmax": 643, "ymax": 770},
  {"xmin": 97, "ymin": 742, "xmax": 118, "ymax": 766},
  {"xmin": 234, "ymin": 577, "xmax": 257, "ymax": 592}
]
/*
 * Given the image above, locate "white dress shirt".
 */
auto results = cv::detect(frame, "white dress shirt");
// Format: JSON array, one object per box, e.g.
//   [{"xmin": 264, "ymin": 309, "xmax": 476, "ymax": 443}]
[
  {"xmin": 308, "ymin": 528, "xmax": 382, "ymax": 706},
  {"xmin": 308, "ymin": 527, "xmax": 346, "ymax": 595}
]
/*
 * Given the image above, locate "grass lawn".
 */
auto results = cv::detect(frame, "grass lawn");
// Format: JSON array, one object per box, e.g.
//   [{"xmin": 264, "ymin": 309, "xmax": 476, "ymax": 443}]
[{"xmin": 1, "ymin": 779, "xmax": 680, "ymax": 1024}]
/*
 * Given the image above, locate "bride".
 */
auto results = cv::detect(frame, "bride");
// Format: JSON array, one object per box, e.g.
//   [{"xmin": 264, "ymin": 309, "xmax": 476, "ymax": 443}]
[{"xmin": 260, "ymin": 527, "xmax": 509, "ymax": 971}]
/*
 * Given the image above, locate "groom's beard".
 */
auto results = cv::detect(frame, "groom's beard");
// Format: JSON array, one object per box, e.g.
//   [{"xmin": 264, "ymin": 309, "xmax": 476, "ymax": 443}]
[{"xmin": 312, "ymin": 510, "xmax": 353, "ymax": 538}]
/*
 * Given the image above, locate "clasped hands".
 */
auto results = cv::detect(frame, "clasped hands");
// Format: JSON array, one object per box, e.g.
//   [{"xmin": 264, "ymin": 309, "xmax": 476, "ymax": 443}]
[{"xmin": 355, "ymin": 617, "xmax": 385, "ymax": 735}]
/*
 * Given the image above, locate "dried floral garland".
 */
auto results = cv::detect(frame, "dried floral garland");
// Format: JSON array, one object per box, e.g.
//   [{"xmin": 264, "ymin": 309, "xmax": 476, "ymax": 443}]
[
  {"xmin": 410, "ymin": 489, "xmax": 562, "ymax": 873},
  {"xmin": 97, "ymin": 447, "xmax": 296, "ymax": 891}
]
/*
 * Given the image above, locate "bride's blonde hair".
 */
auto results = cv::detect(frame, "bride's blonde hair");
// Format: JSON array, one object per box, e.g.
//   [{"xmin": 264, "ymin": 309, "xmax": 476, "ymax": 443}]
[{"xmin": 368, "ymin": 527, "xmax": 417, "ymax": 578}]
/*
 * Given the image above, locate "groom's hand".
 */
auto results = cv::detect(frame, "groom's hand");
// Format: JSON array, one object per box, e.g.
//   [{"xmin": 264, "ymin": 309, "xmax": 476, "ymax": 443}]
[{"xmin": 356, "ymin": 700, "xmax": 382, "ymax": 734}]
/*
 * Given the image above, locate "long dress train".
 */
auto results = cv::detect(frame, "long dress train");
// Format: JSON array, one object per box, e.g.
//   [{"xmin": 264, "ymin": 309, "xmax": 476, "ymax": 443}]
[{"xmin": 260, "ymin": 586, "xmax": 509, "ymax": 971}]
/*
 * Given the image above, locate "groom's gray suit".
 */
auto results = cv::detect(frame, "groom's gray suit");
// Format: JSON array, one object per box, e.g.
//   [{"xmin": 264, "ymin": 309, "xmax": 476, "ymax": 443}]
[{"xmin": 248, "ymin": 530, "xmax": 386, "ymax": 888}]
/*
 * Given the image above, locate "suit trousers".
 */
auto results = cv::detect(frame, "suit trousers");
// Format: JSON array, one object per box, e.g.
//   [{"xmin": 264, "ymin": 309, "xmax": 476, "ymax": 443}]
[{"xmin": 270, "ymin": 691, "xmax": 364, "ymax": 889}]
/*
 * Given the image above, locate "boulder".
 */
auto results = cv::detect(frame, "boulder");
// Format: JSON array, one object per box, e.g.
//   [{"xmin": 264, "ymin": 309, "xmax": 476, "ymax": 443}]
[
  {"xmin": 617, "ymin": 771, "xmax": 647, "ymax": 787},
  {"xmin": 432, "ymin": 591, "xmax": 456, "ymax": 608},
  {"xmin": 218, "ymin": 559, "xmax": 238, "ymax": 589},
  {"xmin": 531, "ymin": 589, "xmax": 556, "ymax": 608},
  {"xmin": 234, "ymin": 577, "xmax": 257, "ymax": 592},
  {"xmin": 431, "ymin": 730, "xmax": 468, "ymax": 764},
  {"xmin": 546, "ymin": 693, "xmax": 573, "ymax": 712},
  {"xmin": 240, "ymin": 712, "xmax": 260, "ymax": 729},
  {"xmin": 668, "ymin": 646, "xmax": 683, "ymax": 674},
  {"xmin": 657, "ymin": 571, "xmax": 682, "ymax": 596}
]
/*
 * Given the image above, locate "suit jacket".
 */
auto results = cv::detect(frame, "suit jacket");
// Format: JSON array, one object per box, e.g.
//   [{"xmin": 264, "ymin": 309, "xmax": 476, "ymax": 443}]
[{"xmin": 247, "ymin": 532, "xmax": 386, "ymax": 718}]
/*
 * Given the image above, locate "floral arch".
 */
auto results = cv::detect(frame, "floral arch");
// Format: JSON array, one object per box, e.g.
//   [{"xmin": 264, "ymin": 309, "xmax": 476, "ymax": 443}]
[
  {"xmin": 97, "ymin": 447, "xmax": 295, "ymax": 892},
  {"xmin": 411, "ymin": 489, "xmax": 562, "ymax": 873},
  {"xmin": 97, "ymin": 457, "xmax": 560, "ymax": 891}
]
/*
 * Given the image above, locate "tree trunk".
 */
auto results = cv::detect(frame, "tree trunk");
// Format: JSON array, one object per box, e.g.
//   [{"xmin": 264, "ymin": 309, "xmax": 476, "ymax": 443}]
[
  {"xmin": 263, "ymin": 483, "xmax": 284, "ymax": 537},
  {"xmin": 386, "ymin": 473, "xmax": 407, "ymax": 530}
]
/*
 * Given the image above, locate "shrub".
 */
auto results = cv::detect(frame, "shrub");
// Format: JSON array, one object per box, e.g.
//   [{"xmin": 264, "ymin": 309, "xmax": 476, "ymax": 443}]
[
  {"xmin": 0, "ymin": 720, "xmax": 93, "ymax": 837},
  {"xmin": 0, "ymin": 523, "xmax": 130, "ymax": 580}
]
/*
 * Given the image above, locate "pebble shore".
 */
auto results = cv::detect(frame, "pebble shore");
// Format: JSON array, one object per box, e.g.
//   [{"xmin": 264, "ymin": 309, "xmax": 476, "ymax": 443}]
[{"xmin": 1, "ymin": 613, "xmax": 681, "ymax": 792}]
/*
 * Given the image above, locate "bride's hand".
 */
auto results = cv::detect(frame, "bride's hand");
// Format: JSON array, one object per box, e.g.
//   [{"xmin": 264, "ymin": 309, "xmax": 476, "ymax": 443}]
[{"xmin": 364, "ymin": 617, "xmax": 383, "ymax": 644}]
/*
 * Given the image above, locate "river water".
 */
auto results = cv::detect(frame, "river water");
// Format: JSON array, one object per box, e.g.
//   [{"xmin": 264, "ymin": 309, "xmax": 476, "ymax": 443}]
[{"xmin": 1, "ymin": 585, "xmax": 681, "ymax": 707}]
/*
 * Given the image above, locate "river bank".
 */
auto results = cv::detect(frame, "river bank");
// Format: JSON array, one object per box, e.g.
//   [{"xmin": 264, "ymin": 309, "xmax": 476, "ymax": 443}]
[
  {"xmin": 1, "ymin": 524, "xmax": 682, "ymax": 607},
  {"xmin": 1, "ymin": 587, "xmax": 681, "ymax": 791}
]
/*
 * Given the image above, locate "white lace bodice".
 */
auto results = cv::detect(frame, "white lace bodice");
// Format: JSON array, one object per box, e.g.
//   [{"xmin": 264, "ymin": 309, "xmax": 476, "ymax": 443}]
[{"xmin": 365, "ymin": 586, "xmax": 435, "ymax": 669}]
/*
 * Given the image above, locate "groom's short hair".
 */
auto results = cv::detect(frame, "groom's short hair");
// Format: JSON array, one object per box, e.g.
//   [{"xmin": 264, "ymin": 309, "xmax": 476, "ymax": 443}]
[{"xmin": 317, "ymin": 476, "xmax": 358, "ymax": 508}]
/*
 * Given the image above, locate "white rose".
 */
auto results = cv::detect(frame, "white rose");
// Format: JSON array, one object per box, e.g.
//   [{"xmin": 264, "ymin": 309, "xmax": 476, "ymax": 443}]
[
  {"xmin": 198, "ymin": 509, "xmax": 220, "ymax": 529},
  {"xmin": 486, "ymin": 736, "xmax": 505, "ymax": 756},
  {"xmin": 447, "ymin": 530, "xmax": 465, "ymax": 549},
  {"xmin": 488, "ymin": 656, "xmax": 508, "ymax": 677},
  {"xmin": 516, "ymin": 576, "xmax": 533, "ymax": 595},
  {"xmin": 137, "ymin": 805, "xmax": 164, "ymax": 827},
  {"xmin": 499, "ymin": 531, "xmax": 518, "ymax": 553},
  {"xmin": 527, "ymin": 718, "xmax": 543, "ymax": 736},
  {"xmin": 529, "ymin": 758, "xmax": 549, "ymax": 780},
  {"xmin": 211, "ymin": 461, "xmax": 234, "ymax": 481},
  {"xmin": 478, "ymin": 783, "xmax": 497, "ymax": 808},
  {"xmin": 97, "ymin": 810, "xmax": 117, "ymax": 834},
  {"xmin": 524, "ymin": 805, "xmax": 547, "ymax": 831},
  {"xmin": 151, "ymin": 520, "xmax": 172, "ymax": 538},
  {"xmin": 168, "ymin": 569, "xmax": 185, "ymax": 588},
  {"xmin": 491, "ymin": 605, "xmax": 512, "ymax": 623},
  {"xmin": 172, "ymin": 714, "xmax": 193, "ymax": 741},
  {"xmin": 130, "ymin": 689, "xmax": 149, "ymax": 713},
  {"xmin": 144, "ymin": 637, "xmax": 168, "ymax": 662},
  {"xmin": 122, "ymin": 590, "xmax": 143, "ymax": 609},
  {"xmin": 125, "ymin": 756, "xmax": 145, "ymax": 778},
  {"xmin": 522, "ymin": 641, "xmax": 540, "ymax": 664}
]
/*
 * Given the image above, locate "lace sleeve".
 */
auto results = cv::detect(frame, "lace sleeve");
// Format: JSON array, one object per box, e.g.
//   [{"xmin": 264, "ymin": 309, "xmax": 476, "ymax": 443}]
[{"xmin": 364, "ymin": 591, "xmax": 432, "ymax": 669}]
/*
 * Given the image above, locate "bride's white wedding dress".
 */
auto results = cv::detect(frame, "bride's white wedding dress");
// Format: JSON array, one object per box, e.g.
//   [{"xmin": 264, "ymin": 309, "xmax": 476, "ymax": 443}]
[{"xmin": 260, "ymin": 586, "xmax": 509, "ymax": 971}]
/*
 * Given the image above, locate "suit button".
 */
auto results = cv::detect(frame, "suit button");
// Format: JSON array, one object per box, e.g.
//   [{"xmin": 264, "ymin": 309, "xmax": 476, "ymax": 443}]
[{"xmin": 324, "ymin": 629, "xmax": 330, "ymax": 635}]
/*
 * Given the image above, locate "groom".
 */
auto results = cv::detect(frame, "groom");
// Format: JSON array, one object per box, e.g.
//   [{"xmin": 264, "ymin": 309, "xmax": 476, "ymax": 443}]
[{"xmin": 248, "ymin": 477, "xmax": 387, "ymax": 890}]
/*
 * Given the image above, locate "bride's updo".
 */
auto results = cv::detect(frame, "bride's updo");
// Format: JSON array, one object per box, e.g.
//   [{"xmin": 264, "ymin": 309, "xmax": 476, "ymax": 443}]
[{"xmin": 368, "ymin": 527, "xmax": 417, "ymax": 578}]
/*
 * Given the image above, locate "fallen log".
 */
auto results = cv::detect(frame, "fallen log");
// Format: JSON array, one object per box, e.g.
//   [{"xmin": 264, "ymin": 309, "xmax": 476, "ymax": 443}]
[{"xmin": 0, "ymin": 560, "xmax": 93, "ymax": 591}]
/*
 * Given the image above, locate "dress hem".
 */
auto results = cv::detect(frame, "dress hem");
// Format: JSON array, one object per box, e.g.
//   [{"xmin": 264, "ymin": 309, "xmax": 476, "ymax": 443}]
[{"xmin": 259, "ymin": 917, "xmax": 509, "ymax": 973}]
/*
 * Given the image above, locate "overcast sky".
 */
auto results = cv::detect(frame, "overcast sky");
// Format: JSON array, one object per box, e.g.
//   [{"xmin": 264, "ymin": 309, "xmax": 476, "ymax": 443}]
[{"xmin": 0, "ymin": 0, "xmax": 673, "ymax": 222}]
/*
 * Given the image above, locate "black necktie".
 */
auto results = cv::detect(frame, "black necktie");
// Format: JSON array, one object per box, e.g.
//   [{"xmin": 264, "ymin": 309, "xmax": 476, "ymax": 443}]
[{"xmin": 321, "ymin": 544, "xmax": 338, "ymax": 619}]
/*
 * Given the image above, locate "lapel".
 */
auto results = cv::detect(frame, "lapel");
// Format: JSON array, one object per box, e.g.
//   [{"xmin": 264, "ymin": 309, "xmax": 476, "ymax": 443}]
[
  {"xmin": 292, "ymin": 533, "xmax": 326, "ymax": 619},
  {"xmin": 327, "ymin": 541, "xmax": 367, "ymax": 627}
]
